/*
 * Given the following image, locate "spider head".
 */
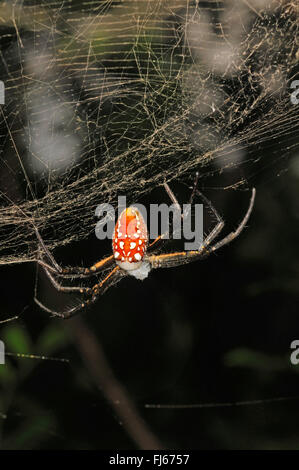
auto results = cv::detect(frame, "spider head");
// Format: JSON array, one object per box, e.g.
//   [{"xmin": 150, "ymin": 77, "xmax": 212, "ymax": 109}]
[{"xmin": 112, "ymin": 206, "xmax": 150, "ymax": 279}]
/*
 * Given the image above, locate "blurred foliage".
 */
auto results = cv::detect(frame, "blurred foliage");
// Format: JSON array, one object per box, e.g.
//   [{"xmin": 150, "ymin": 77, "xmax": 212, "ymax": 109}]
[{"xmin": 0, "ymin": 322, "xmax": 70, "ymax": 449}]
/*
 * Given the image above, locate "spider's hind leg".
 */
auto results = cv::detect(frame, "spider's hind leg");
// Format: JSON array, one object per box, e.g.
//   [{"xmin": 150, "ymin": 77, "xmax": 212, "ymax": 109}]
[
  {"xmin": 34, "ymin": 266, "xmax": 123, "ymax": 319},
  {"xmin": 38, "ymin": 267, "xmax": 92, "ymax": 295},
  {"xmin": 34, "ymin": 296, "xmax": 90, "ymax": 319},
  {"xmin": 33, "ymin": 265, "xmax": 92, "ymax": 319}
]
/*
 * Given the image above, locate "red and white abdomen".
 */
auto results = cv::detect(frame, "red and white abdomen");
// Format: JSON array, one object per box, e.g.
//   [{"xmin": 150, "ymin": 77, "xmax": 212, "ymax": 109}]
[{"xmin": 112, "ymin": 207, "xmax": 150, "ymax": 279}]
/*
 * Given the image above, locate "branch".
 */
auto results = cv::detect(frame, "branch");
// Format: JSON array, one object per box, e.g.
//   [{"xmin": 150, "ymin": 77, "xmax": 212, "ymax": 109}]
[{"xmin": 67, "ymin": 316, "xmax": 163, "ymax": 450}]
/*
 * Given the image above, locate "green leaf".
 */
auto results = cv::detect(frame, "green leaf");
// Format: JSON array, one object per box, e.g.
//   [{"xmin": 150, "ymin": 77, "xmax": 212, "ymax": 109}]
[
  {"xmin": 3, "ymin": 325, "xmax": 32, "ymax": 355},
  {"xmin": 36, "ymin": 324, "xmax": 69, "ymax": 355},
  {"xmin": 224, "ymin": 348, "xmax": 287, "ymax": 372}
]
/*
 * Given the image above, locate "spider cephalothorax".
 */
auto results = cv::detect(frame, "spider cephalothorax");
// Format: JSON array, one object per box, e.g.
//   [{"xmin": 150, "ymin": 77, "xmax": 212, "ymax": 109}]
[{"xmin": 34, "ymin": 182, "xmax": 256, "ymax": 319}]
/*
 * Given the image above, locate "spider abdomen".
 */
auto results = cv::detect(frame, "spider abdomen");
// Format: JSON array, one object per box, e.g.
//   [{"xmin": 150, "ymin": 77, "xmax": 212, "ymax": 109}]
[{"xmin": 112, "ymin": 207, "xmax": 148, "ymax": 272}]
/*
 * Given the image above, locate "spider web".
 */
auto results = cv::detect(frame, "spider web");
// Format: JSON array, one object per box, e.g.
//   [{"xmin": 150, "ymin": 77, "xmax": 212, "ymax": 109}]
[{"xmin": 0, "ymin": 0, "xmax": 298, "ymax": 265}]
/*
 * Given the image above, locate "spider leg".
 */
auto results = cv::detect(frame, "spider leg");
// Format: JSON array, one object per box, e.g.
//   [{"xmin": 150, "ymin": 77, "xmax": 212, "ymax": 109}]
[
  {"xmin": 164, "ymin": 172, "xmax": 202, "ymax": 210},
  {"xmin": 34, "ymin": 225, "xmax": 114, "ymax": 279},
  {"xmin": 148, "ymin": 234, "xmax": 164, "ymax": 249},
  {"xmin": 163, "ymin": 182, "xmax": 181, "ymax": 214},
  {"xmin": 34, "ymin": 226, "xmax": 72, "ymax": 276},
  {"xmin": 35, "ymin": 266, "xmax": 92, "ymax": 295},
  {"xmin": 149, "ymin": 178, "xmax": 224, "ymax": 259},
  {"xmin": 34, "ymin": 226, "xmax": 62, "ymax": 273},
  {"xmin": 162, "ymin": 176, "xmax": 225, "ymax": 247},
  {"xmin": 33, "ymin": 225, "xmax": 67, "ymax": 275},
  {"xmin": 35, "ymin": 266, "xmax": 123, "ymax": 319},
  {"xmin": 188, "ymin": 171, "xmax": 225, "ymax": 241},
  {"xmin": 188, "ymin": 171, "xmax": 200, "ymax": 205},
  {"xmin": 59, "ymin": 255, "xmax": 115, "ymax": 278},
  {"xmin": 147, "ymin": 218, "xmax": 223, "ymax": 269},
  {"xmin": 151, "ymin": 181, "xmax": 186, "ymax": 245},
  {"xmin": 36, "ymin": 256, "xmax": 115, "ymax": 280},
  {"xmin": 147, "ymin": 183, "xmax": 182, "ymax": 251},
  {"xmin": 208, "ymin": 188, "xmax": 256, "ymax": 253},
  {"xmin": 193, "ymin": 188, "xmax": 224, "ymax": 245},
  {"xmin": 148, "ymin": 188, "xmax": 255, "ymax": 269}
]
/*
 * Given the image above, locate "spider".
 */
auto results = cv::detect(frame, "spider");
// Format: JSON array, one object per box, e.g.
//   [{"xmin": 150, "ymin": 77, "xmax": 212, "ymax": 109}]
[{"xmin": 34, "ymin": 181, "xmax": 256, "ymax": 319}]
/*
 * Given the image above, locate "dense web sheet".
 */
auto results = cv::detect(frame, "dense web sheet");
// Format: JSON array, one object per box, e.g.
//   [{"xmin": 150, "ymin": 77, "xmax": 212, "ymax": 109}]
[{"xmin": 0, "ymin": 0, "xmax": 297, "ymax": 264}]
